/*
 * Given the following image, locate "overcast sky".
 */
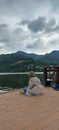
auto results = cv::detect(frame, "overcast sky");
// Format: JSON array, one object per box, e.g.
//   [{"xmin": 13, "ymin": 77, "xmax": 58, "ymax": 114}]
[{"xmin": 0, "ymin": 0, "xmax": 59, "ymax": 54}]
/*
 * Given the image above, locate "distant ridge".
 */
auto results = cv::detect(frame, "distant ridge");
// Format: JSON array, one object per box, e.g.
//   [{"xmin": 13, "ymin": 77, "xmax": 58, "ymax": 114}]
[
  {"xmin": 16, "ymin": 50, "xmax": 59, "ymax": 64},
  {"xmin": 16, "ymin": 51, "xmax": 43, "ymax": 60},
  {"xmin": 0, "ymin": 50, "xmax": 59, "ymax": 72}
]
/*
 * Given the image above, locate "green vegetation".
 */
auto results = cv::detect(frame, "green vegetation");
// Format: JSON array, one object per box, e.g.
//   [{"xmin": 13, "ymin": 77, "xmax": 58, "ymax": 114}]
[
  {"xmin": 0, "ymin": 50, "xmax": 58, "ymax": 90},
  {"xmin": 0, "ymin": 53, "xmax": 44, "ymax": 72},
  {"xmin": 0, "ymin": 50, "xmax": 59, "ymax": 72},
  {"xmin": 0, "ymin": 74, "xmax": 44, "ymax": 90},
  {"xmin": 0, "ymin": 52, "xmax": 44, "ymax": 90}
]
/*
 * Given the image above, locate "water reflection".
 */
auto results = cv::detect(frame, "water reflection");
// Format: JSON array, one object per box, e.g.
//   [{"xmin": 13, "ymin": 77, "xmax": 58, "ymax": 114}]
[
  {"xmin": 0, "ymin": 72, "xmax": 44, "ymax": 92},
  {"xmin": 0, "ymin": 72, "xmax": 43, "ymax": 75}
]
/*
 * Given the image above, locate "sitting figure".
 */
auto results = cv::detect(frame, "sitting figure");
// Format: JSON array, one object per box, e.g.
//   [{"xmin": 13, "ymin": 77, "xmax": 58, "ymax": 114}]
[{"xmin": 20, "ymin": 71, "xmax": 44, "ymax": 96}]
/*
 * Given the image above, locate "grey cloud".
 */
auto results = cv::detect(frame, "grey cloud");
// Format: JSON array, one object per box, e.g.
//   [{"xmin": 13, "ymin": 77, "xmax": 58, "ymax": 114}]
[
  {"xmin": 50, "ymin": 0, "xmax": 59, "ymax": 12},
  {"xmin": 0, "ymin": 0, "xmax": 50, "ymax": 20},
  {"xmin": 27, "ymin": 17, "xmax": 46, "ymax": 32},
  {"xmin": 46, "ymin": 18, "xmax": 56, "ymax": 27},
  {"xmin": 0, "ymin": 23, "xmax": 11, "ymax": 40},
  {"xmin": 21, "ymin": 17, "xmax": 57, "ymax": 34},
  {"xmin": 13, "ymin": 27, "xmax": 29, "ymax": 41},
  {"xmin": 0, "ymin": 38, "xmax": 9, "ymax": 43},
  {"xmin": 26, "ymin": 43, "xmax": 37, "ymax": 49},
  {"xmin": 0, "ymin": 0, "xmax": 59, "ymax": 54},
  {"xmin": 0, "ymin": 23, "xmax": 8, "ymax": 28},
  {"xmin": 45, "ymin": 27, "xmax": 53, "ymax": 33},
  {"xmin": 53, "ymin": 24, "xmax": 59, "ymax": 32},
  {"xmin": 26, "ymin": 38, "xmax": 44, "ymax": 50},
  {"xmin": 48, "ymin": 38, "xmax": 59, "ymax": 52},
  {"xmin": 0, "ymin": 22, "xmax": 29, "ymax": 53},
  {"xmin": 25, "ymin": 37, "xmax": 52, "ymax": 54},
  {"xmin": 0, "ymin": 0, "xmax": 58, "ymax": 20},
  {"xmin": 45, "ymin": 23, "xmax": 59, "ymax": 33},
  {"xmin": 41, "ymin": 18, "xmax": 59, "ymax": 33},
  {"xmin": 13, "ymin": 27, "xmax": 23, "ymax": 34},
  {"xmin": 0, "ymin": 23, "xmax": 15, "ymax": 50},
  {"xmin": 45, "ymin": 18, "xmax": 56, "ymax": 33},
  {"xmin": 18, "ymin": 20, "xmax": 29, "ymax": 25}
]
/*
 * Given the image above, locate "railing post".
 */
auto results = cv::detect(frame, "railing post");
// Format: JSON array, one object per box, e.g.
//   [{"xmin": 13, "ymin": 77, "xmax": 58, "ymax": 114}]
[
  {"xmin": 53, "ymin": 66, "xmax": 59, "ymax": 90},
  {"xmin": 56, "ymin": 67, "xmax": 59, "ymax": 84},
  {"xmin": 44, "ymin": 67, "xmax": 47, "ymax": 86}
]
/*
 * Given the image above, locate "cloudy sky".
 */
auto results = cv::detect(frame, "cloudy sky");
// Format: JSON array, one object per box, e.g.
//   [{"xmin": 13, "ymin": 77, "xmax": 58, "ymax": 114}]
[{"xmin": 0, "ymin": 0, "xmax": 59, "ymax": 54}]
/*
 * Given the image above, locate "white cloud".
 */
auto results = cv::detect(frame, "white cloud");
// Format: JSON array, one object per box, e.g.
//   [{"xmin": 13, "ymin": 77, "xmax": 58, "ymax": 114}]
[{"xmin": 0, "ymin": 0, "xmax": 59, "ymax": 54}]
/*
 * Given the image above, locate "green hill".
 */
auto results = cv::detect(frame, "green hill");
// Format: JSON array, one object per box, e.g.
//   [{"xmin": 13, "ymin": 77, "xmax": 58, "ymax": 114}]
[
  {"xmin": 0, "ymin": 53, "xmax": 43, "ymax": 72},
  {"xmin": 0, "ymin": 50, "xmax": 59, "ymax": 72}
]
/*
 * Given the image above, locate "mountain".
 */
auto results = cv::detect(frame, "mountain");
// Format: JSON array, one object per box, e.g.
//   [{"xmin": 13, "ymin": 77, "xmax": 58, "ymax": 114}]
[
  {"xmin": 0, "ymin": 50, "xmax": 59, "ymax": 72},
  {"xmin": 0, "ymin": 52, "xmax": 43, "ymax": 72},
  {"xmin": 39, "ymin": 50, "xmax": 59, "ymax": 65},
  {"xmin": 16, "ymin": 50, "xmax": 59, "ymax": 65},
  {"xmin": 16, "ymin": 51, "xmax": 42, "ymax": 60}
]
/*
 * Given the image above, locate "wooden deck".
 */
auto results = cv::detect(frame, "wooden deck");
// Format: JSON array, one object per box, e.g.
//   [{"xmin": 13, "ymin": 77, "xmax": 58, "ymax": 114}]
[{"xmin": 0, "ymin": 87, "xmax": 59, "ymax": 130}]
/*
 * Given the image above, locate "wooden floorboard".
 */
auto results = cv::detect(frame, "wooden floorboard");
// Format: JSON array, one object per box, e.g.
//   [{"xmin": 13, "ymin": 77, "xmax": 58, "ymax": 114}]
[{"xmin": 0, "ymin": 87, "xmax": 59, "ymax": 130}]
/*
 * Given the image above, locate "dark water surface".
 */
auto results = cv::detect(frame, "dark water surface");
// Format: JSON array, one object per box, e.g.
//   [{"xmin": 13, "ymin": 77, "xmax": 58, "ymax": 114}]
[{"xmin": 0, "ymin": 72, "xmax": 44, "ymax": 91}]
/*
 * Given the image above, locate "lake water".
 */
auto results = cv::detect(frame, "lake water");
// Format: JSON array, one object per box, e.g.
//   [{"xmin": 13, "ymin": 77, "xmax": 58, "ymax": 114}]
[
  {"xmin": 0, "ymin": 72, "xmax": 44, "ymax": 92},
  {"xmin": 0, "ymin": 90, "xmax": 7, "ymax": 93},
  {"xmin": 0, "ymin": 72, "xmax": 43, "ymax": 75}
]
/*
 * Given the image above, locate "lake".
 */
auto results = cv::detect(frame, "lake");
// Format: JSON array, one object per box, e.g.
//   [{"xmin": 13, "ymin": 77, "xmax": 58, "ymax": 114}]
[
  {"xmin": 0, "ymin": 72, "xmax": 44, "ymax": 92},
  {"xmin": 0, "ymin": 90, "xmax": 7, "ymax": 93},
  {"xmin": 0, "ymin": 72, "xmax": 43, "ymax": 75}
]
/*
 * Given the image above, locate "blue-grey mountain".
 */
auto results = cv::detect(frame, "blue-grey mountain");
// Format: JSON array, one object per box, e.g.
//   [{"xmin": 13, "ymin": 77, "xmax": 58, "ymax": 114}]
[{"xmin": 0, "ymin": 50, "xmax": 59, "ymax": 72}]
